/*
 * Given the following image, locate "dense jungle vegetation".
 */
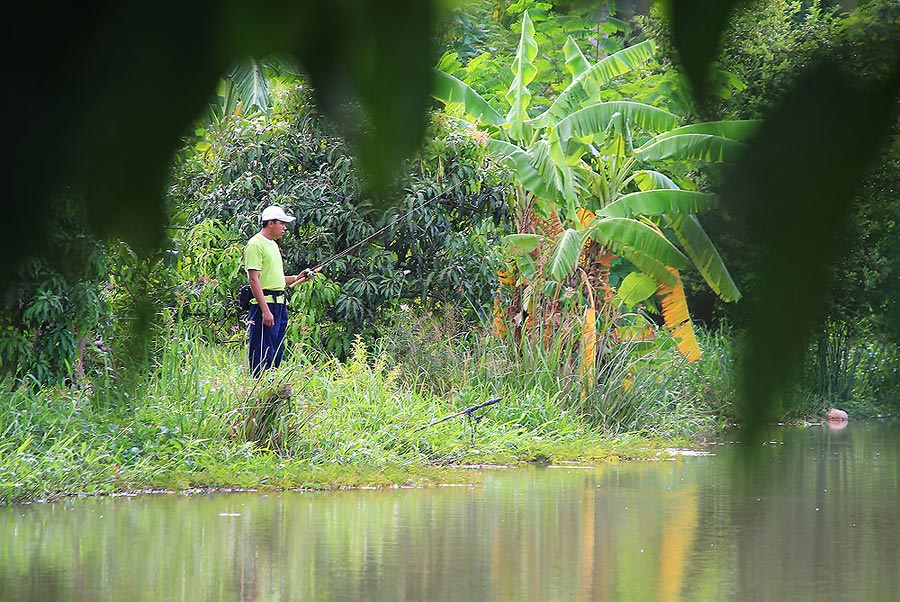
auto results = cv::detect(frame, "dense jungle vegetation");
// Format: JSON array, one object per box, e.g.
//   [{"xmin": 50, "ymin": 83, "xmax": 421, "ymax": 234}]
[{"xmin": 3, "ymin": 0, "xmax": 900, "ymax": 504}]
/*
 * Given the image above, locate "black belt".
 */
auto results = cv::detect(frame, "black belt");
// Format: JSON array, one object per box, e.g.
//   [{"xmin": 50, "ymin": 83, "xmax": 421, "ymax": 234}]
[{"xmin": 251, "ymin": 289, "xmax": 287, "ymax": 305}]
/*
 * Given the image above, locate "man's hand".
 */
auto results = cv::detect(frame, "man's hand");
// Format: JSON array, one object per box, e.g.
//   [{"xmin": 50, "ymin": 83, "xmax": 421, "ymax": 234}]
[
  {"xmin": 289, "ymin": 267, "xmax": 321, "ymax": 288},
  {"xmin": 262, "ymin": 306, "xmax": 275, "ymax": 327}
]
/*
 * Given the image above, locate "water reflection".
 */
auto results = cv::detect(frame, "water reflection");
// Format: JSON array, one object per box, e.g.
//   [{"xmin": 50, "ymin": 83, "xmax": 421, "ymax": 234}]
[{"xmin": 1, "ymin": 421, "xmax": 898, "ymax": 601}]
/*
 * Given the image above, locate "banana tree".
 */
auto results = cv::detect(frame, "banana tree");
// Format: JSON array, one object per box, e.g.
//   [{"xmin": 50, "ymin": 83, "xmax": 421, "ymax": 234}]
[
  {"xmin": 434, "ymin": 10, "xmax": 752, "ymax": 370},
  {"xmin": 208, "ymin": 54, "xmax": 302, "ymax": 123},
  {"xmin": 542, "ymin": 109, "xmax": 751, "ymax": 361}
]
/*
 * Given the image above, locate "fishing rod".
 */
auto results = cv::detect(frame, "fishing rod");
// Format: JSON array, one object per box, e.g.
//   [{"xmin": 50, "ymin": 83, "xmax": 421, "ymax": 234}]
[
  {"xmin": 289, "ymin": 180, "xmax": 465, "ymax": 288},
  {"xmin": 414, "ymin": 397, "xmax": 502, "ymax": 432}
]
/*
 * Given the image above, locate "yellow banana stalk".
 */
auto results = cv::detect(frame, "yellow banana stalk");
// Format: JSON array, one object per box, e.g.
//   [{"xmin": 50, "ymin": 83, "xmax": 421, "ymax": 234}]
[
  {"xmin": 657, "ymin": 267, "xmax": 701, "ymax": 362},
  {"xmin": 579, "ymin": 269, "xmax": 597, "ymax": 397},
  {"xmin": 492, "ymin": 297, "xmax": 508, "ymax": 337}
]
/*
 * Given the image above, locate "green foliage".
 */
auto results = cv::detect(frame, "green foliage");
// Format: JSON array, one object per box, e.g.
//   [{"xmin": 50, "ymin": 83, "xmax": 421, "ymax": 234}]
[
  {"xmin": 211, "ymin": 55, "xmax": 303, "ymax": 123},
  {"xmin": 837, "ymin": 0, "xmax": 900, "ymax": 80},
  {"xmin": 830, "ymin": 142, "xmax": 900, "ymax": 336},
  {"xmin": 634, "ymin": 2, "xmax": 840, "ymax": 121},
  {"xmin": 440, "ymin": 1, "xmax": 506, "ymax": 63},
  {"xmin": 173, "ymin": 219, "xmax": 245, "ymax": 342},
  {"xmin": 616, "ymin": 272, "xmax": 657, "ymax": 308},
  {"xmin": 438, "ymin": 0, "xmax": 647, "ymax": 113},
  {"xmin": 7, "ymin": 0, "xmax": 900, "ymax": 436},
  {"xmin": 0, "ymin": 323, "xmax": 604, "ymax": 505},
  {"xmin": 796, "ymin": 320, "xmax": 900, "ymax": 417},
  {"xmin": 103, "ymin": 239, "xmax": 186, "ymax": 386},
  {"xmin": 637, "ymin": 3, "xmax": 843, "ymax": 324},
  {"xmin": 0, "ymin": 197, "xmax": 110, "ymax": 385},
  {"xmin": 648, "ymin": 0, "xmax": 900, "ymax": 432},
  {"xmin": 169, "ymin": 83, "xmax": 512, "ymax": 356},
  {"xmin": 822, "ymin": 0, "xmax": 900, "ymax": 339},
  {"xmin": 574, "ymin": 325, "xmax": 737, "ymax": 436},
  {"xmin": 0, "ymin": 306, "xmax": 743, "ymax": 504},
  {"xmin": 487, "ymin": 311, "xmax": 733, "ymax": 436},
  {"xmin": 437, "ymin": 14, "xmax": 745, "ymax": 303},
  {"xmin": 633, "ymin": 2, "xmax": 900, "ymax": 434},
  {"xmin": 435, "ymin": 11, "xmax": 743, "ymax": 389},
  {"xmin": 718, "ymin": 0, "xmax": 840, "ymax": 119}
]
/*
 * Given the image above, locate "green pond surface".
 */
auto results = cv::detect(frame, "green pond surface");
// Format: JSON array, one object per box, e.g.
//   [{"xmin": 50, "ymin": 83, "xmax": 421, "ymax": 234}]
[{"xmin": 1, "ymin": 421, "xmax": 899, "ymax": 601}]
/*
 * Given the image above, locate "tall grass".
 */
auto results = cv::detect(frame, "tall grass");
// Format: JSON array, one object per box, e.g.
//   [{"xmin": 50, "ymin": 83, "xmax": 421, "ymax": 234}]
[
  {"xmin": 792, "ymin": 320, "xmax": 900, "ymax": 418},
  {"xmin": 378, "ymin": 308, "xmax": 738, "ymax": 438},
  {"xmin": 570, "ymin": 329, "xmax": 734, "ymax": 438}
]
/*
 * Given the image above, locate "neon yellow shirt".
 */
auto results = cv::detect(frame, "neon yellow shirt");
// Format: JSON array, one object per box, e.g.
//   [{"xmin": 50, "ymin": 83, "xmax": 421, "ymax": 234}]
[{"xmin": 244, "ymin": 233, "xmax": 285, "ymax": 291}]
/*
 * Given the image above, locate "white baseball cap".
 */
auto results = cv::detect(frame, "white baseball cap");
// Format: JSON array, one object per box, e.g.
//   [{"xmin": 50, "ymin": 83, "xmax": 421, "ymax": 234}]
[{"xmin": 260, "ymin": 205, "xmax": 295, "ymax": 223}]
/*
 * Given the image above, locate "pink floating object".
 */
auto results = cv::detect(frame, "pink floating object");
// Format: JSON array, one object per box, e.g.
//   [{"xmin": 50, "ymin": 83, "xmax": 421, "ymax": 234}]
[{"xmin": 826, "ymin": 408, "xmax": 849, "ymax": 422}]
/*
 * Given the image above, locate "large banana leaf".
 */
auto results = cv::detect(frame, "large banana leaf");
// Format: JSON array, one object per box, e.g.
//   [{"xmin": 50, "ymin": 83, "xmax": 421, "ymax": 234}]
[
  {"xmin": 504, "ymin": 233, "xmax": 542, "ymax": 257},
  {"xmin": 657, "ymin": 269, "xmax": 702, "ymax": 362},
  {"xmin": 229, "ymin": 58, "xmax": 271, "ymax": 112},
  {"xmin": 505, "ymin": 10, "xmax": 538, "ymax": 141},
  {"xmin": 516, "ymin": 254, "xmax": 539, "ymax": 281},
  {"xmin": 598, "ymin": 190, "xmax": 717, "ymax": 218},
  {"xmin": 545, "ymin": 130, "xmax": 583, "ymax": 222},
  {"xmin": 646, "ymin": 119, "xmax": 760, "ymax": 143},
  {"xmin": 617, "ymin": 272, "xmax": 658, "ymax": 309},
  {"xmin": 588, "ymin": 217, "xmax": 688, "ymax": 285},
  {"xmin": 546, "ymin": 228, "xmax": 583, "ymax": 281},
  {"xmin": 580, "ymin": 305, "xmax": 597, "ymax": 389},
  {"xmin": 531, "ymin": 39, "xmax": 657, "ymax": 127},
  {"xmin": 576, "ymin": 163, "xmax": 612, "ymax": 207},
  {"xmin": 627, "ymin": 169, "xmax": 739, "ymax": 300},
  {"xmin": 555, "ymin": 101, "xmax": 678, "ymax": 146},
  {"xmin": 668, "ymin": 214, "xmax": 742, "ymax": 301},
  {"xmin": 432, "ymin": 70, "xmax": 507, "ymax": 127},
  {"xmin": 635, "ymin": 133, "xmax": 745, "ymax": 162},
  {"xmin": 487, "ymin": 139, "xmax": 561, "ymax": 203},
  {"xmin": 530, "ymin": 137, "xmax": 586, "ymax": 211},
  {"xmin": 261, "ymin": 53, "xmax": 303, "ymax": 77},
  {"xmin": 632, "ymin": 169, "xmax": 679, "ymax": 191}
]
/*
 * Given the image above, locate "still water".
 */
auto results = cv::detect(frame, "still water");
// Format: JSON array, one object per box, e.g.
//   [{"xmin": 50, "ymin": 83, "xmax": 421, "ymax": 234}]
[{"xmin": 1, "ymin": 421, "xmax": 898, "ymax": 601}]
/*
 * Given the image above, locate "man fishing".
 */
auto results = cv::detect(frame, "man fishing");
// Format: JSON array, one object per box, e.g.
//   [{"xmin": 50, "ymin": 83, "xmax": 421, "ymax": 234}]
[
  {"xmin": 247, "ymin": 183, "xmax": 460, "ymax": 377},
  {"xmin": 245, "ymin": 205, "xmax": 313, "ymax": 377}
]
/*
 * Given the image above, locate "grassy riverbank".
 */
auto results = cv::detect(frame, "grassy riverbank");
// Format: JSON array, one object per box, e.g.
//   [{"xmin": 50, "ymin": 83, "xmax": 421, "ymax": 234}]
[
  {"xmin": 1, "ymin": 317, "xmax": 740, "ymax": 505},
  {"xmin": 6, "ymin": 313, "xmax": 897, "ymax": 507}
]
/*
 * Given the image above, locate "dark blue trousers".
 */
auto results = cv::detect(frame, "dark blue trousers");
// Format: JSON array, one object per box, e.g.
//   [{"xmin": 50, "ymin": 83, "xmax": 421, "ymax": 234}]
[{"xmin": 248, "ymin": 303, "xmax": 289, "ymax": 377}]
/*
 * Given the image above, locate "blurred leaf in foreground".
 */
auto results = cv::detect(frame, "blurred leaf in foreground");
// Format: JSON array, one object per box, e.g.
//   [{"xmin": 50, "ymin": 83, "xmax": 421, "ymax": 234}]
[
  {"xmin": 4, "ymin": 0, "xmax": 436, "ymax": 290},
  {"xmin": 724, "ymin": 59, "xmax": 900, "ymax": 437},
  {"xmin": 665, "ymin": 0, "xmax": 750, "ymax": 111}
]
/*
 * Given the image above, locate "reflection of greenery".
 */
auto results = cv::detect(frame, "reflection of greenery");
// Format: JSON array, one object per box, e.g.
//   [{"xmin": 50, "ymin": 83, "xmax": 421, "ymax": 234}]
[{"xmin": 3, "ymin": 424, "xmax": 899, "ymax": 599}]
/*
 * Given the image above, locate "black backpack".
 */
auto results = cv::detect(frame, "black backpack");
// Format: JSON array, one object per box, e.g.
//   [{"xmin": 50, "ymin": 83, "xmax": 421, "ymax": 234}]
[{"xmin": 237, "ymin": 284, "xmax": 252, "ymax": 312}]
